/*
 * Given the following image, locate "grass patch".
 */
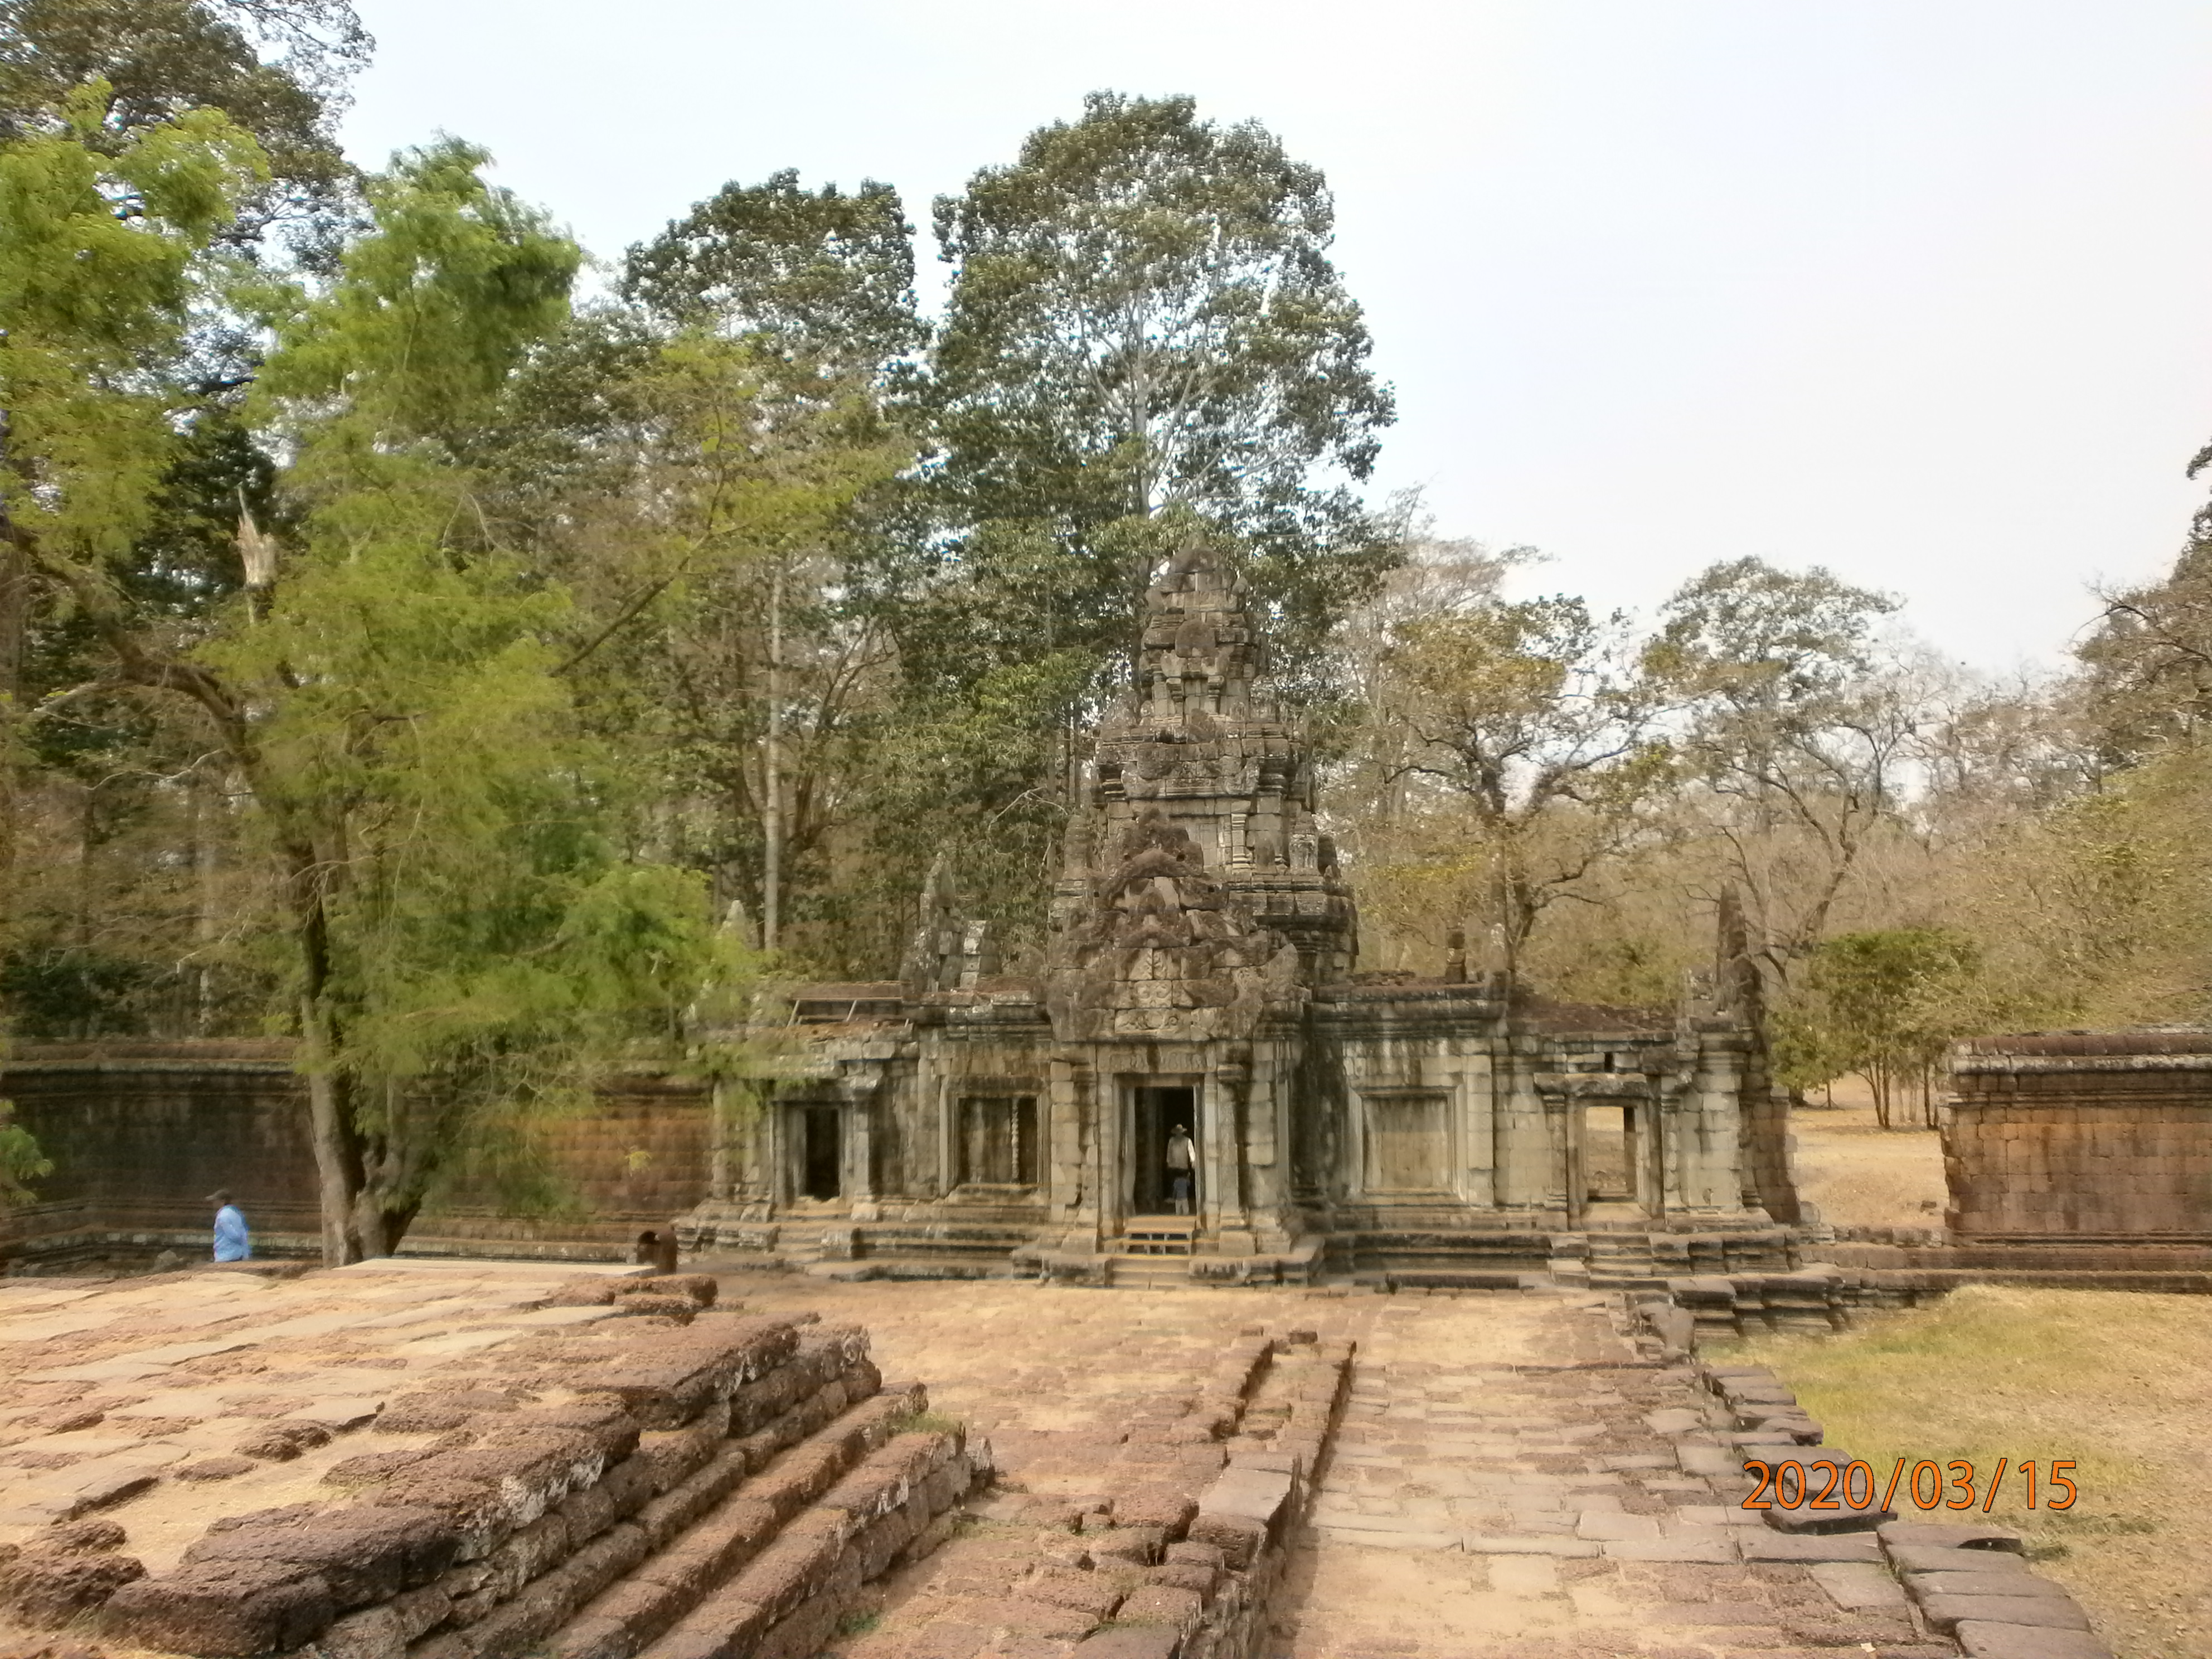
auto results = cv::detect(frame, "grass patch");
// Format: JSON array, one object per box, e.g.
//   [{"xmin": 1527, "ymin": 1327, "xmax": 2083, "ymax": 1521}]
[
  {"xmin": 1718, "ymin": 1284, "xmax": 2211, "ymax": 1658},
  {"xmin": 834, "ymin": 1610, "xmax": 881, "ymax": 1637},
  {"xmin": 887, "ymin": 1408, "xmax": 963, "ymax": 1437}
]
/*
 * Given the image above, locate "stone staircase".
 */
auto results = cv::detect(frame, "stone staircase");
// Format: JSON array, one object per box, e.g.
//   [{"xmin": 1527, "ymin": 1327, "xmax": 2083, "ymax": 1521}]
[
  {"xmin": 99, "ymin": 1291, "xmax": 982, "ymax": 1659},
  {"xmin": 1582, "ymin": 1230, "xmax": 1662, "ymax": 1289},
  {"xmin": 1119, "ymin": 1218, "xmax": 1197, "ymax": 1257}
]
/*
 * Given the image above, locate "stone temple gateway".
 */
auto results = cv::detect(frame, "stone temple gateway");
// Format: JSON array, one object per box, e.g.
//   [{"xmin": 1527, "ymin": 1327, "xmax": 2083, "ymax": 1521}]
[{"xmin": 681, "ymin": 547, "xmax": 1797, "ymax": 1283}]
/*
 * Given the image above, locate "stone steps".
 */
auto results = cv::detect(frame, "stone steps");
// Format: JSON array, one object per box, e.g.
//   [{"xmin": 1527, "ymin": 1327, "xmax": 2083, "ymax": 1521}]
[
  {"xmin": 1107, "ymin": 1255, "xmax": 1196, "ymax": 1289},
  {"xmin": 549, "ymin": 1396, "xmax": 974, "ymax": 1659}
]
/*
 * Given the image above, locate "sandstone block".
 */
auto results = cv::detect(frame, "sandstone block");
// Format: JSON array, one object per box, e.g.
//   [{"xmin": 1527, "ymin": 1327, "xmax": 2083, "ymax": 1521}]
[
  {"xmin": 1891, "ymin": 1544, "xmax": 2035, "ymax": 1575},
  {"xmin": 1107, "ymin": 1486, "xmax": 1196, "ymax": 1539},
  {"xmin": 1187, "ymin": 1512, "xmax": 1264, "ymax": 1568},
  {"xmin": 633, "ymin": 1449, "xmax": 750, "ymax": 1550},
  {"xmin": 638, "ymin": 1595, "xmax": 772, "ymax": 1659},
  {"xmin": 1020, "ymin": 1567, "xmax": 1122, "ymax": 1619},
  {"xmin": 468, "ymin": 1511, "xmax": 567, "ymax": 1603},
  {"xmin": 1089, "ymin": 1525, "xmax": 1165, "ymax": 1566},
  {"xmin": 572, "ymin": 1318, "xmax": 801, "ymax": 1430},
  {"xmin": 1073, "ymin": 1627, "xmax": 1180, "ymax": 1659},
  {"xmin": 723, "ymin": 1531, "xmax": 843, "ymax": 1624},
  {"xmin": 105, "ymin": 1561, "xmax": 336, "ymax": 1657},
  {"xmin": 1954, "ymin": 1621, "xmax": 2116, "ymax": 1659},
  {"xmin": 1115, "ymin": 1584, "xmax": 1202, "ymax": 1628},
  {"xmin": 1879, "ymin": 1520, "xmax": 2025, "ymax": 1553},
  {"xmin": 0, "ymin": 1550, "xmax": 145, "ymax": 1627},
  {"xmin": 183, "ymin": 1504, "xmax": 459, "ymax": 1608},
  {"xmin": 1923, "ymin": 1595, "xmax": 2090, "ymax": 1636},
  {"xmin": 1912, "ymin": 1571, "xmax": 2072, "ymax": 1600},
  {"xmin": 630, "ymin": 1274, "xmax": 717, "ymax": 1305}
]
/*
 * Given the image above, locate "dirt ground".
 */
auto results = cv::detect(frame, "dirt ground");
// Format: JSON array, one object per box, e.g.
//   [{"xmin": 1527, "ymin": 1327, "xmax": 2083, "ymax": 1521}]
[
  {"xmin": 1721, "ymin": 1284, "xmax": 2212, "ymax": 1659},
  {"xmin": 1790, "ymin": 1077, "xmax": 1948, "ymax": 1230}
]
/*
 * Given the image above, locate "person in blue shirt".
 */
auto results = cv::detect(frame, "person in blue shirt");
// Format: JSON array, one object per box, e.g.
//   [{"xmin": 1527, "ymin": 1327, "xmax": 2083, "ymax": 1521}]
[{"xmin": 209, "ymin": 1190, "xmax": 250, "ymax": 1262}]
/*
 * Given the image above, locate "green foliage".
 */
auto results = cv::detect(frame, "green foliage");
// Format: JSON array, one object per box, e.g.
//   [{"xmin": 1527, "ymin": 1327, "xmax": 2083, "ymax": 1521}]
[
  {"xmin": 0, "ymin": 0, "xmax": 363, "ymax": 225},
  {"xmin": 1373, "ymin": 589, "xmax": 1671, "ymax": 948},
  {"xmin": 0, "ymin": 80, "xmax": 268, "ymax": 565},
  {"xmin": 918, "ymin": 90, "xmax": 1398, "ymax": 729},
  {"xmin": 0, "ymin": 1095, "xmax": 51, "ymax": 1206},
  {"xmin": 200, "ymin": 141, "xmax": 758, "ymax": 1254},
  {"xmin": 1773, "ymin": 928, "xmax": 1978, "ymax": 1126},
  {"xmin": 622, "ymin": 168, "xmax": 923, "ymax": 372}
]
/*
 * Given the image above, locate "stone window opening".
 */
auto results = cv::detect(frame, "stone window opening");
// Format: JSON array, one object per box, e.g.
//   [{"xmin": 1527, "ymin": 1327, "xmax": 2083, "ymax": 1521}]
[
  {"xmin": 1361, "ymin": 1090, "xmax": 1451, "ymax": 1194},
  {"xmin": 955, "ymin": 1095, "xmax": 1037, "ymax": 1189}
]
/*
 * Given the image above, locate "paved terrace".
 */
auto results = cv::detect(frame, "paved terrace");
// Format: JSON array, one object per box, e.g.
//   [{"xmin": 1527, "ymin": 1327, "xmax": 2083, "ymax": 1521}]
[{"xmin": 0, "ymin": 1268, "xmax": 1971, "ymax": 1658}]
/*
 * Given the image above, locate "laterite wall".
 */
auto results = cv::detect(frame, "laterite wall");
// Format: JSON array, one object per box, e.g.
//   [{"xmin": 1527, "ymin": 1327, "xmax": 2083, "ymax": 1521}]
[
  {"xmin": 0, "ymin": 1042, "xmax": 712, "ymax": 1260},
  {"xmin": 1946, "ymin": 1031, "xmax": 2212, "ymax": 1241}
]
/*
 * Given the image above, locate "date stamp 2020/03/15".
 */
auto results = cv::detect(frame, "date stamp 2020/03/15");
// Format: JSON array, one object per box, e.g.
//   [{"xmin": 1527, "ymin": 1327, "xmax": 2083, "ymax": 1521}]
[{"xmin": 1742, "ymin": 1456, "xmax": 2078, "ymax": 1513}]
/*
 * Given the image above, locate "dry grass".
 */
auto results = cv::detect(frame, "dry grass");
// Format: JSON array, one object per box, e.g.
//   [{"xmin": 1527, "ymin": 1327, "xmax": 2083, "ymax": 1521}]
[
  {"xmin": 1792, "ymin": 1078, "xmax": 1947, "ymax": 1229},
  {"xmin": 1719, "ymin": 1284, "xmax": 2212, "ymax": 1659}
]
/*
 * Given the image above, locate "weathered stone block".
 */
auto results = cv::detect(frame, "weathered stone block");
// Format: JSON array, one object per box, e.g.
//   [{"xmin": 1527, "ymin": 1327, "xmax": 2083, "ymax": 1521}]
[
  {"xmin": 183, "ymin": 1505, "xmax": 459, "ymax": 1608},
  {"xmin": 1923, "ymin": 1595, "xmax": 2090, "ymax": 1636},
  {"xmin": 633, "ymin": 1448, "xmax": 751, "ymax": 1550},
  {"xmin": 1116, "ymin": 1584, "xmax": 1203, "ymax": 1628},
  {"xmin": 1020, "ymin": 1567, "xmax": 1123, "ymax": 1619},
  {"xmin": 571, "ymin": 1318, "xmax": 801, "ymax": 1430},
  {"xmin": 105, "ymin": 1561, "xmax": 336, "ymax": 1658},
  {"xmin": 1954, "ymin": 1621, "xmax": 2116, "ymax": 1659},
  {"xmin": 0, "ymin": 1549, "xmax": 145, "ymax": 1627}
]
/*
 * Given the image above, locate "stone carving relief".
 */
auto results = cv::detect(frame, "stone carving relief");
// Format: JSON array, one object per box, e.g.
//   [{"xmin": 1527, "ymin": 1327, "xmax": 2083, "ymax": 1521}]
[{"xmin": 1044, "ymin": 810, "xmax": 1303, "ymax": 1042}]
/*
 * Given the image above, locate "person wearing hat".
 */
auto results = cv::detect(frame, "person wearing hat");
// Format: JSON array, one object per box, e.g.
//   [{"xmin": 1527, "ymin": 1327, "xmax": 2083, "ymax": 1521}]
[
  {"xmin": 1165, "ymin": 1124, "xmax": 1196, "ymax": 1215},
  {"xmin": 208, "ymin": 1190, "xmax": 250, "ymax": 1262}
]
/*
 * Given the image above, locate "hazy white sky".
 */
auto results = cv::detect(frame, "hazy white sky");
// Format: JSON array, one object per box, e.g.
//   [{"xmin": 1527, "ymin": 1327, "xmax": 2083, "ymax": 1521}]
[{"xmin": 340, "ymin": 1, "xmax": 2212, "ymax": 671}]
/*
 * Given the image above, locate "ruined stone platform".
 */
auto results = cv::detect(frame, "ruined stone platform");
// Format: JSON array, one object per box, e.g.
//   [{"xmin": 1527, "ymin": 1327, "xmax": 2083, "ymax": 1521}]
[{"xmin": 0, "ymin": 1260, "xmax": 976, "ymax": 1659}]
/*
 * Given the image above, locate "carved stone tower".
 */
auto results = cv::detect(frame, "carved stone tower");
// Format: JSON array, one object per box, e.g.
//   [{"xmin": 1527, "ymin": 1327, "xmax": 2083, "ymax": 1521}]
[{"xmin": 1046, "ymin": 541, "xmax": 1357, "ymax": 1035}]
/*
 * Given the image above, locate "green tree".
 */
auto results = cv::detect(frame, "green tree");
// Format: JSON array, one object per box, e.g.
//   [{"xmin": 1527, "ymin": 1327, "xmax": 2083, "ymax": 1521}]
[
  {"xmin": 27, "ymin": 139, "xmax": 750, "ymax": 1260},
  {"xmin": 0, "ymin": 0, "xmax": 365, "ymax": 220},
  {"xmin": 621, "ymin": 169, "xmax": 923, "ymax": 373},
  {"xmin": 926, "ymin": 91, "xmax": 1396, "ymax": 678},
  {"xmin": 1645, "ymin": 558, "xmax": 1924, "ymax": 980},
  {"xmin": 1371, "ymin": 591, "xmax": 1671, "ymax": 953},
  {"xmin": 1777, "ymin": 928, "xmax": 1978, "ymax": 1128},
  {"xmin": 0, "ymin": 1095, "xmax": 51, "ymax": 1206},
  {"xmin": 0, "ymin": 80, "xmax": 269, "ymax": 903}
]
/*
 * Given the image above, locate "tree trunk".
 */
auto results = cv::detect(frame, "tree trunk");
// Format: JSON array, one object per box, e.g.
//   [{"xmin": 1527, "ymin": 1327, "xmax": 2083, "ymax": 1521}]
[
  {"xmin": 300, "ymin": 997, "xmax": 368, "ymax": 1264},
  {"xmin": 762, "ymin": 560, "xmax": 783, "ymax": 953}
]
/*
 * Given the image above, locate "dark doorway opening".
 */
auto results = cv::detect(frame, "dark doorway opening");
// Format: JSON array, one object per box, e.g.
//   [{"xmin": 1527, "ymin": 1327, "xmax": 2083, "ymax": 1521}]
[
  {"xmin": 802, "ymin": 1106, "xmax": 842, "ymax": 1200},
  {"xmin": 1130, "ymin": 1085, "xmax": 1197, "ymax": 1215}
]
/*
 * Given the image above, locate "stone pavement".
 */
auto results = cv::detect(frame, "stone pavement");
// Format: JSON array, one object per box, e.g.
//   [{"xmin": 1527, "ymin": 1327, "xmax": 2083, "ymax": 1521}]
[
  {"xmin": 1278, "ymin": 1289, "xmax": 1945, "ymax": 1659},
  {"xmin": 721, "ymin": 1275, "xmax": 1953, "ymax": 1658}
]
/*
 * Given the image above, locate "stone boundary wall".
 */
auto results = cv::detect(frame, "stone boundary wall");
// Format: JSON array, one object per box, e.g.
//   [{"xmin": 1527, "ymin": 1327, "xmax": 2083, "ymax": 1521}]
[
  {"xmin": 1946, "ymin": 1032, "xmax": 2212, "ymax": 1242},
  {"xmin": 0, "ymin": 1046, "xmax": 712, "ymax": 1265}
]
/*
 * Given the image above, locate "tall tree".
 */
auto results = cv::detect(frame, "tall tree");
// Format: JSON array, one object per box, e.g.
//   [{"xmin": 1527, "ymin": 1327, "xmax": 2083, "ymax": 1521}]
[
  {"xmin": 0, "ymin": 80, "xmax": 269, "ymax": 889},
  {"xmin": 1644, "ymin": 557, "xmax": 1924, "ymax": 981},
  {"xmin": 25, "ymin": 140, "xmax": 743, "ymax": 1260},
  {"xmin": 927, "ymin": 91, "xmax": 1396, "ymax": 680},
  {"xmin": 1365, "ymin": 588, "xmax": 1671, "ymax": 954},
  {"xmin": 622, "ymin": 169, "xmax": 923, "ymax": 374},
  {"xmin": 599, "ymin": 172, "xmax": 920, "ymax": 961}
]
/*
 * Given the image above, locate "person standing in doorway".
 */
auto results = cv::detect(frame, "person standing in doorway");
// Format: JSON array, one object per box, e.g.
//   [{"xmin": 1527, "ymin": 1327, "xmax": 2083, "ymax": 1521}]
[
  {"xmin": 1165, "ymin": 1124, "xmax": 1196, "ymax": 1215},
  {"xmin": 208, "ymin": 1190, "xmax": 250, "ymax": 1262}
]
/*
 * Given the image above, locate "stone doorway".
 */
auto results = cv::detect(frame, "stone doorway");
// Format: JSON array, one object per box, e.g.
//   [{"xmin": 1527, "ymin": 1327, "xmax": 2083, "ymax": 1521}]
[
  {"xmin": 801, "ymin": 1105, "xmax": 842, "ymax": 1200},
  {"xmin": 1129, "ymin": 1084, "xmax": 1198, "ymax": 1215},
  {"xmin": 1582, "ymin": 1102, "xmax": 1632, "ymax": 1202}
]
